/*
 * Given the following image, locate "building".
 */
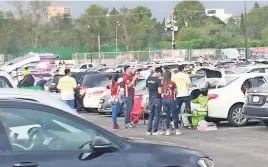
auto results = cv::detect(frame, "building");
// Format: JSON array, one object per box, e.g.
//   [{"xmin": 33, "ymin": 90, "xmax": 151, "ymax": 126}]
[
  {"xmin": 48, "ymin": 6, "xmax": 71, "ymax": 22},
  {"xmin": 205, "ymin": 9, "xmax": 232, "ymax": 23}
]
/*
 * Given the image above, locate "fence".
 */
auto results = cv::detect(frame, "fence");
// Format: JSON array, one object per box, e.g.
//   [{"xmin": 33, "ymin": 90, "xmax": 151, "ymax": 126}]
[{"xmin": 73, "ymin": 47, "xmax": 268, "ymax": 64}]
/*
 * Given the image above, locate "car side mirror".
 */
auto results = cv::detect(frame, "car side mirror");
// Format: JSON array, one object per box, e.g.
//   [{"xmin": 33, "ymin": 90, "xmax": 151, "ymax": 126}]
[{"xmin": 92, "ymin": 136, "xmax": 112, "ymax": 152}]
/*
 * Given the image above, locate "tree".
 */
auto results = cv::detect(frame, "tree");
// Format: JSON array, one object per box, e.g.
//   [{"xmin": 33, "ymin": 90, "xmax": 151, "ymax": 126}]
[
  {"xmin": 253, "ymin": 2, "xmax": 260, "ymax": 9},
  {"xmin": 173, "ymin": 0, "xmax": 206, "ymax": 27}
]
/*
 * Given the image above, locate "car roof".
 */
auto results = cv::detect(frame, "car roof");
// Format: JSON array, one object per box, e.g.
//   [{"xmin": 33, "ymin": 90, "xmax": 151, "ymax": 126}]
[
  {"xmin": 0, "ymin": 99, "xmax": 81, "ymax": 118},
  {"xmin": 0, "ymin": 88, "xmax": 80, "ymax": 117},
  {"xmin": 227, "ymin": 73, "xmax": 268, "ymax": 78}
]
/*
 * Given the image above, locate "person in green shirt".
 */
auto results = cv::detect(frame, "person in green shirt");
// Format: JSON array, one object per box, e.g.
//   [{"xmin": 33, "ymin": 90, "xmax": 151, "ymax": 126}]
[{"xmin": 18, "ymin": 74, "xmax": 43, "ymax": 90}]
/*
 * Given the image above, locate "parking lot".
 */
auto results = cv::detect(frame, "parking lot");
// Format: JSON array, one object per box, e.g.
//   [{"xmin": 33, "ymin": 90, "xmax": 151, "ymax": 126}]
[{"xmin": 82, "ymin": 113, "xmax": 268, "ymax": 167}]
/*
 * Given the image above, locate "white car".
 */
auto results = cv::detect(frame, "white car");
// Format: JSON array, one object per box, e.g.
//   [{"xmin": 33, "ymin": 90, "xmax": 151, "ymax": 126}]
[
  {"xmin": 71, "ymin": 63, "xmax": 95, "ymax": 73},
  {"xmin": 197, "ymin": 68, "xmax": 268, "ymax": 126},
  {"xmin": 0, "ymin": 88, "xmax": 80, "ymax": 117},
  {"xmin": 83, "ymin": 78, "xmax": 123, "ymax": 110},
  {"xmin": 0, "ymin": 71, "xmax": 17, "ymax": 88}
]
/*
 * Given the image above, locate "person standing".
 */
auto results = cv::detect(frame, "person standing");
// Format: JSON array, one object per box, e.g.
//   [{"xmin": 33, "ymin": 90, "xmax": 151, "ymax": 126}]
[
  {"xmin": 106, "ymin": 74, "xmax": 120, "ymax": 130},
  {"xmin": 172, "ymin": 65, "xmax": 192, "ymax": 127},
  {"xmin": 122, "ymin": 65, "xmax": 140, "ymax": 129},
  {"xmin": 57, "ymin": 69, "xmax": 77, "ymax": 109},
  {"xmin": 162, "ymin": 71, "xmax": 181, "ymax": 136},
  {"xmin": 146, "ymin": 67, "xmax": 163, "ymax": 135}
]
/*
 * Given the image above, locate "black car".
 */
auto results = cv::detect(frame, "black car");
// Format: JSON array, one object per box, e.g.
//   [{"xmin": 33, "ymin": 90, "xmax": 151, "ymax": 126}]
[
  {"xmin": 244, "ymin": 81, "xmax": 268, "ymax": 126},
  {"xmin": 0, "ymin": 99, "xmax": 213, "ymax": 167}
]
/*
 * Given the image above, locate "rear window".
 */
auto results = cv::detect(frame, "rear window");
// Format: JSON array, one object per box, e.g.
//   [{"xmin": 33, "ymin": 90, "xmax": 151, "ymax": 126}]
[
  {"xmin": 0, "ymin": 76, "xmax": 13, "ymax": 88},
  {"xmin": 82, "ymin": 75, "xmax": 111, "ymax": 88},
  {"xmin": 260, "ymin": 82, "xmax": 268, "ymax": 89},
  {"xmin": 207, "ymin": 76, "xmax": 238, "ymax": 88}
]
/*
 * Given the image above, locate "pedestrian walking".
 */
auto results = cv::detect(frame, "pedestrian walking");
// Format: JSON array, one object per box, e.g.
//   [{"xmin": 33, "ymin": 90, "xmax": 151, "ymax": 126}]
[
  {"xmin": 162, "ymin": 71, "xmax": 181, "ymax": 136},
  {"xmin": 146, "ymin": 67, "xmax": 163, "ymax": 136},
  {"xmin": 172, "ymin": 65, "xmax": 192, "ymax": 127},
  {"xmin": 57, "ymin": 68, "xmax": 77, "ymax": 109},
  {"xmin": 106, "ymin": 74, "xmax": 121, "ymax": 130},
  {"xmin": 122, "ymin": 65, "xmax": 140, "ymax": 129}
]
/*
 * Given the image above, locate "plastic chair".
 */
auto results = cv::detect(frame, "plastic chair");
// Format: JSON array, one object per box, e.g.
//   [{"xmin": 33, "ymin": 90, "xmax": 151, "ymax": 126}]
[{"xmin": 130, "ymin": 94, "xmax": 145, "ymax": 125}]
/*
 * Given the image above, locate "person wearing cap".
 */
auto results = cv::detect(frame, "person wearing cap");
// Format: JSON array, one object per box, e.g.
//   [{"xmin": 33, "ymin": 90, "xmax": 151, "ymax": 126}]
[
  {"xmin": 22, "ymin": 66, "xmax": 31, "ymax": 77},
  {"xmin": 122, "ymin": 65, "xmax": 140, "ymax": 129}
]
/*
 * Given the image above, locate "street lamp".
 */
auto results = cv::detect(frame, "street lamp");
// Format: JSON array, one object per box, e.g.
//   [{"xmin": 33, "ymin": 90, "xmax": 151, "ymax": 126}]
[
  {"xmin": 244, "ymin": 0, "xmax": 248, "ymax": 59},
  {"xmin": 106, "ymin": 14, "xmax": 120, "ymax": 57}
]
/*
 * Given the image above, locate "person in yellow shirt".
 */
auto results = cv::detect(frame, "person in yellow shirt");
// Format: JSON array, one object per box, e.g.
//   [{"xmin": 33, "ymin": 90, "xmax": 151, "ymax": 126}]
[
  {"xmin": 172, "ymin": 65, "xmax": 192, "ymax": 127},
  {"xmin": 57, "ymin": 68, "xmax": 77, "ymax": 109},
  {"xmin": 22, "ymin": 67, "xmax": 31, "ymax": 77}
]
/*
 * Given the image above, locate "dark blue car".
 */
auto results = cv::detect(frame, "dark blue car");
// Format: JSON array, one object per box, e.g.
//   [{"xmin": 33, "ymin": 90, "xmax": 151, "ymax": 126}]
[{"xmin": 0, "ymin": 99, "xmax": 213, "ymax": 167}]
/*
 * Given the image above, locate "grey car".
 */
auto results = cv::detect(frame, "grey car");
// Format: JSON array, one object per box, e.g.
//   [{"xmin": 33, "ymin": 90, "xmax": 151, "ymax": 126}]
[{"xmin": 244, "ymin": 80, "xmax": 268, "ymax": 126}]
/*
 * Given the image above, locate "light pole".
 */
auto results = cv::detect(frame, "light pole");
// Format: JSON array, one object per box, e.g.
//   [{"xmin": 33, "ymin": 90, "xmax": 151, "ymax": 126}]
[
  {"xmin": 165, "ymin": 10, "xmax": 178, "ymax": 60},
  {"xmin": 116, "ymin": 21, "xmax": 119, "ymax": 57},
  {"xmin": 244, "ymin": 0, "xmax": 248, "ymax": 59}
]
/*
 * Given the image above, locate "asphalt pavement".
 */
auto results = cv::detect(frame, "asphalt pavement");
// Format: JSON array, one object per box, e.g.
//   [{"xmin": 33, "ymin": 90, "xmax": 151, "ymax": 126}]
[{"xmin": 81, "ymin": 112, "xmax": 268, "ymax": 167}]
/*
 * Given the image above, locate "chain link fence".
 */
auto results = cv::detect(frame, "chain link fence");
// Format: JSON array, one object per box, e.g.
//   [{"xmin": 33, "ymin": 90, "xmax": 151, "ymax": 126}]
[{"xmin": 74, "ymin": 47, "xmax": 268, "ymax": 64}]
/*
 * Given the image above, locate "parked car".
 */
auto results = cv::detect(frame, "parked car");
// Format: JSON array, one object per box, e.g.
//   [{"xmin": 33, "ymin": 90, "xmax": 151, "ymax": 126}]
[
  {"xmin": 71, "ymin": 63, "xmax": 95, "ymax": 73},
  {"xmin": 82, "ymin": 78, "xmax": 123, "ymax": 110},
  {"xmin": 79, "ymin": 73, "xmax": 123, "ymax": 111},
  {"xmin": 0, "ymin": 88, "xmax": 79, "ymax": 116},
  {"xmin": 244, "ymin": 81, "xmax": 268, "ymax": 126},
  {"xmin": 0, "ymin": 99, "xmax": 213, "ymax": 167},
  {"xmin": 234, "ymin": 65, "xmax": 268, "ymax": 74},
  {"xmin": 194, "ymin": 67, "xmax": 268, "ymax": 126},
  {"xmin": 0, "ymin": 71, "xmax": 16, "ymax": 88}
]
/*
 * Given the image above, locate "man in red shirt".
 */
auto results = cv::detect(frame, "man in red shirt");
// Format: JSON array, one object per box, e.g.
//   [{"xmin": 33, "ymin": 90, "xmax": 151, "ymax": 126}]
[{"xmin": 122, "ymin": 65, "xmax": 140, "ymax": 128}]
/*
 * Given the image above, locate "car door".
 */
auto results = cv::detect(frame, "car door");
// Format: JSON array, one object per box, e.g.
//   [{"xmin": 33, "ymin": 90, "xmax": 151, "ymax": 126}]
[{"xmin": 0, "ymin": 107, "xmax": 126, "ymax": 167}]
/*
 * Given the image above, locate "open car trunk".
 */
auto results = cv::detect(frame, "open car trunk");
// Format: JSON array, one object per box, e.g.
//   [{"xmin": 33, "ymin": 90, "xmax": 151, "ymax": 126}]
[{"xmin": 190, "ymin": 67, "xmax": 225, "ymax": 100}]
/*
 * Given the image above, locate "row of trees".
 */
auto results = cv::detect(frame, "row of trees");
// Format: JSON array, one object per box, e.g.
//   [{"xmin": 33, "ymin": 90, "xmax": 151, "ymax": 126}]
[{"xmin": 0, "ymin": 1, "xmax": 268, "ymax": 56}]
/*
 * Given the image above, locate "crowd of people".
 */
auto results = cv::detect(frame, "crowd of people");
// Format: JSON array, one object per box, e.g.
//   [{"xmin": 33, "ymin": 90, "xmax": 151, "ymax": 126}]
[
  {"xmin": 19, "ymin": 63, "xmax": 193, "ymax": 136},
  {"xmin": 108, "ymin": 65, "xmax": 192, "ymax": 136},
  {"xmin": 19, "ymin": 66, "xmax": 78, "ymax": 109}
]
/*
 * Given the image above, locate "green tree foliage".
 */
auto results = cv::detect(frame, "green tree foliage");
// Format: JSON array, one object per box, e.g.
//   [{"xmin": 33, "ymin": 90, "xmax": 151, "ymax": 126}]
[{"xmin": 2, "ymin": 0, "xmax": 268, "ymax": 57}]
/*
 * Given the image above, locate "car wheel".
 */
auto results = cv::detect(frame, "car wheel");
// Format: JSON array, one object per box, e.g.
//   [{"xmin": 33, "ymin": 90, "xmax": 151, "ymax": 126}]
[
  {"xmin": 205, "ymin": 117, "xmax": 221, "ymax": 125},
  {"xmin": 228, "ymin": 104, "xmax": 248, "ymax": 127},
  {"xmin": 262, "ymin": 121, "xmax": 268, "ymax": 127}
]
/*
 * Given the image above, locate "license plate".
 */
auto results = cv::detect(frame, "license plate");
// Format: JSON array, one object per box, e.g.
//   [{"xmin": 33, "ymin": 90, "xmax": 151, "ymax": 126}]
[{"xmin": 253, "ymin": 96, "xmax": 260, "ymax": 103}]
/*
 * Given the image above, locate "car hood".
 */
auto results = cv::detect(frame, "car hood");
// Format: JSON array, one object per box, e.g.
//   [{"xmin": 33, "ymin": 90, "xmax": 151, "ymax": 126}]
[{"xmin": 124, "ymin": 138, "xmax": 208, "ymax": 166}]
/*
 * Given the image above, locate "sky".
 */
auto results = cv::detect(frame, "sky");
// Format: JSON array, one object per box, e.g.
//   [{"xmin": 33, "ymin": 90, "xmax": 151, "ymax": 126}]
[{"xmin": 1, "ymin": 1, "xmax": 268, "ymax": 21}]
